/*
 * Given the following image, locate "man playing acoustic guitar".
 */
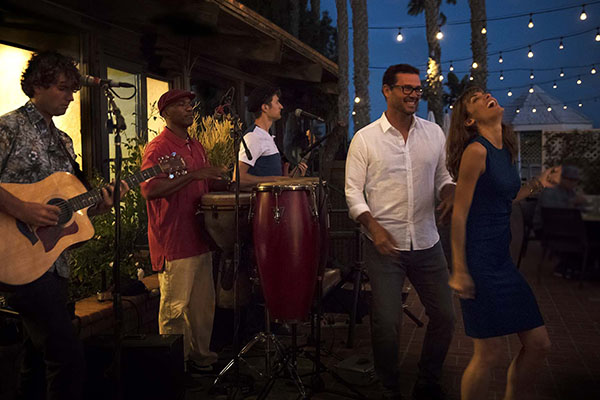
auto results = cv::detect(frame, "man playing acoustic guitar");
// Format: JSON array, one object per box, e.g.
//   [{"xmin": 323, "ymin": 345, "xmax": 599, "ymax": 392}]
[{"xmin": 0, "ymin": 51, "xmax": 128, "ymax": 400}]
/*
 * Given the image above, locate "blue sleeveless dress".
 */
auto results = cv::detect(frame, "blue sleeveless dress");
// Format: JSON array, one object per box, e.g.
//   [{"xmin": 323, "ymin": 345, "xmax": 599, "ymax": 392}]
[{"xmin": 460, "ymin": 136, "xmax": 544, "ymax": 338}]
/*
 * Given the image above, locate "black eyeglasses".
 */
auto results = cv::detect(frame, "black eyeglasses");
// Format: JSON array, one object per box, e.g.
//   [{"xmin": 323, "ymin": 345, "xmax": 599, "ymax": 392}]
[{"xmin": 389, "ymin": 85, "xmax": 424, "ymax": 95}]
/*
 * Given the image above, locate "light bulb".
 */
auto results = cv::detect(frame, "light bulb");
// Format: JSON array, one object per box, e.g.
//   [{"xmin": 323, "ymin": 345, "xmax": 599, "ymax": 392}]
[
  {"xmin": 579, "ymin": 102, "xmax": 583, "ymax": 107},
  {"xmin": 499, "ymin": 72, "xmax": 504, "ymax": 81},
  {"xmin": 508, "ymin": 89, "xmax": 513, "ymax": 96},
  {"xmin": 436, "ymin": 29, "xmax": 444, "ymax": 40},
  {"xmin": 498, "ymin": 52, "xmax": 503, "ymax": 63},
  {"xmin": 481, "ymin": 26, "xmax": 487, "ymax": 35},
  {"xmin": 439, "ymin": 75, "xmax": 444, "ymax": 81},
  {"xmin": 596, "ymin": 29, "xmax": 600, "ymax": 41},
  {"xmin": 559, "ymin": 68, "xmax": 565, "ymax": 77},
  {"xmin": 553, "ymin": 82, "xmax": 557, "ymax": 89},
  {"xmin": 354, "ymin": 96, "xmax": 361, "ymax": 103},
  {"xmin": 449, "ymin": 63, "xmax": 454, "ymax": 72},
  {"xmin": 528, "ymin": 14, "xmax": 534, "ymax": 29},
  {"xmin": 472, "ymin": 61, "xmax": 478, "ymax": 69},
  {"xmin": 396, "ymin": 28, "xmax": 403, "ymax": 42},
  {"xmin": 352, "ymin": 111, "xmax": 356, "ymax": 115},
  {"xmin": 527, "ymin": 46, "xmax": 534, "ymax": 58},
  {"xmin": 547, "ymin": 106, "xmax": 552, "ymax": 112},
  {"xmin": 532, "ymin": 108, "xmax": 537, "ymax": 113},
  {"xmin": 580, "ymin": 6, "xmax": 587, "ymax": 20},
  {"xmin": 559, "ymin": 38, "xmax": 564, "ymax": 50},
  {"xmin": 530, "ymin": 71, "xmax": 535, "ymax": 80},
  {"xmin": 592, "ymin": 67, "xmax": 597, "ymax": 74},
  {"xmin": 529, "ymin": 86, "xmax": 535, "ymax": 93},
  {"xmin": 469, "ymin": 76, "xmax": 474, "ymax": 81},
  {"xmin": 449, "ymin": 105, "xmax": 453, "ymax": 109},
  {"xmin": 563, "ymin": 105, "xmax": 568, "ymax": 110},
  {"xmin": 577, "ymin": 77, "xmax": 582, "ymax": 85},
  {"xmin": 516, "ymin": 108, "xmax": 520, "ymax": 113}
]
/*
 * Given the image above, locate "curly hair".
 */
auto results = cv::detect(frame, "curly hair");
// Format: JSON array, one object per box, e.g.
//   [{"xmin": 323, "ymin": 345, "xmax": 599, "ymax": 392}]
[
  {"xmin": 21, "ymin": 51, "xmax": 80, "ymax": 98},
  {"xmin": 446, "ymin": 86, "xmax": 518, "ymax": 180}
]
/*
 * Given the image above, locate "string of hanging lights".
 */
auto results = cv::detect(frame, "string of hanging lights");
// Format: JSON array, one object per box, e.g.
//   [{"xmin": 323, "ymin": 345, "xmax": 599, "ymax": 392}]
[{"xmin": 360, "ymin": 1, "xmax": 599, "ymax": 32}]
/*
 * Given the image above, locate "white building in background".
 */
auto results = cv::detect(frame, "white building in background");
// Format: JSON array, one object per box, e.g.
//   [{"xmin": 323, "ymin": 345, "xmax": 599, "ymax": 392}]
[{"xmin": 502, "ymin": 85, "xmax": 594, "ymax": 180}]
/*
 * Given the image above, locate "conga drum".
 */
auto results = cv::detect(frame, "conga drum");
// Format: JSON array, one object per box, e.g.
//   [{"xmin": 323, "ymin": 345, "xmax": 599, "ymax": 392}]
[
  {"xmin": 197, "ymin": 192, "xmax": 252, "ymax": 308},
  {"xmin": 251, "ymin": 180, "xmax": 321, "ymax": 321},
  {"xmin": 198, "ymin": 192, "xmax": 252, "ymax": 254},
  {"xmin": 287, "ymin": 178, "xmax": 330, "ymax": 275}
]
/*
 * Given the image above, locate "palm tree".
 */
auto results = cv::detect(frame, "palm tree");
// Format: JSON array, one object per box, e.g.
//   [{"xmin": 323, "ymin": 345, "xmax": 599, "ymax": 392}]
[
  {"xmin": 468, "ymin": 0, "xmax": 488, "ymax": 89},
  {"xmin": 321, "ymin": 0, "xmax": 350, "ymax": 181},
  {"xmin": 443, "ymin": 71, "xmax": 471, "ymax": 107},
  {"xmin": 311, "ymin": 0, "xmax": 320, "ymax": 20},
  {"xmin": 407, "ymin": 0, "xmax": 456, "ymax": 125},
  {"xmin": 350, "ymin": 0, "xmax": 370, "ymax": 131},
  {"xmin": 290, "ymin": 0, "xmax": 300, "ymax": 37}
]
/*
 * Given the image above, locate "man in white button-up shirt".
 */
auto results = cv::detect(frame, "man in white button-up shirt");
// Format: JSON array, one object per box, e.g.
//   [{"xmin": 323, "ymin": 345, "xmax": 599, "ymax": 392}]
[{"xmin": 345, "ymin": 64, "xmax": 456, "ymax": 400}]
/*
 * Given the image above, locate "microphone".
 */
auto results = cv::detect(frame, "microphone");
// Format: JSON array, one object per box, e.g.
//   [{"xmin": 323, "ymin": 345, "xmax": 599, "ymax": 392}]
[
  {"xmin": 80, "ymin": 75, "xmax": 135, "ymax": 88},
  {"xmin": 295, "ymin": 108, "xmax": 325, "ymax": 123}
]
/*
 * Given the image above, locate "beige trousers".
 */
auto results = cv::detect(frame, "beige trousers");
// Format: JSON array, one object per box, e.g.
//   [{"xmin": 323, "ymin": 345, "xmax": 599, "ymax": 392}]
[{"xmin": 158, "ymin": 253, "xmax": 218, "ymax": 366}]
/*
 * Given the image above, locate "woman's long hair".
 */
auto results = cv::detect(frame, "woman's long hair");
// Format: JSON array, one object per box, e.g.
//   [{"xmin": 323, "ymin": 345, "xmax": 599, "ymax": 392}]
[{"xmin": 446, "ymin": 87, "xmax": 518, "ymax": 180}]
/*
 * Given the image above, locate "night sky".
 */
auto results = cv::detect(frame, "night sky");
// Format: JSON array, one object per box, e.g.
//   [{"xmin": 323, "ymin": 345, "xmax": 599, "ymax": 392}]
[{"xmin": 321, "ymin": 0, "xmax": 600, "ymax": 133}]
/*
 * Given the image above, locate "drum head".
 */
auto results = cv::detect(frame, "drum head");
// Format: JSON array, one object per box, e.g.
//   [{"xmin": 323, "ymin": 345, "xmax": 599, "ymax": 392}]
[
  {"xmin": 200, "ymin": 192, "xmax": 251, "ymax": 207},
  {"xmin": 255, "ymin": 177, "xmax": 326, "ymax": 192}
]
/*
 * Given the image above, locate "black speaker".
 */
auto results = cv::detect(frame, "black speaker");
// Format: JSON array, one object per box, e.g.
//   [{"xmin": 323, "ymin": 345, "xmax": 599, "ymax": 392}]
[{"xmin": 84, "ymin": 334, "xmax": 184, "ymax": 400}]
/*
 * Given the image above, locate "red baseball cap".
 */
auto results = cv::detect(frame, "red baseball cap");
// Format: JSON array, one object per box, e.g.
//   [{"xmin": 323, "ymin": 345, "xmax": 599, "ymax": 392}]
[{"xmin": 158, "ymin": 89, "xmax": 195, "ymax": 115}]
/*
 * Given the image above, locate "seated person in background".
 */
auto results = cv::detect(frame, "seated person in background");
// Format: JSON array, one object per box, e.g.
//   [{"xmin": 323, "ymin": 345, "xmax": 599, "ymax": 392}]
[
  {"xmin": 533, "ymin": 165, "xmax": 588, "ymax": 231},
  {"xmin": 533, "ymin": 165, "xmax": 590, "ymax": 278}
]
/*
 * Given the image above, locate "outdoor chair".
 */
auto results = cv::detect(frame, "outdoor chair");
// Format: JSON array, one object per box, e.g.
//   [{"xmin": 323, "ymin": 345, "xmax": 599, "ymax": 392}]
[{"xmin": 538, "ymin": 207, "xmax": 591, "ymax": 287}]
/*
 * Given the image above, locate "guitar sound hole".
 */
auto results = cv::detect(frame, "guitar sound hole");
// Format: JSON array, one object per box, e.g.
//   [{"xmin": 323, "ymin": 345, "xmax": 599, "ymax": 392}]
[{"xmin": 47, "ymin": 198, "xmax": 73, "ymax": 225}]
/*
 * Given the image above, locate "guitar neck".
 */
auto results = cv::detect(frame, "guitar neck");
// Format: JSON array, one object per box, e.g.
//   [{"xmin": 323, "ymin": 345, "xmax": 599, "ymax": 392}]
[{"xmin": 67, "ymin": 164, "xmax": 163, "ymax": 212}]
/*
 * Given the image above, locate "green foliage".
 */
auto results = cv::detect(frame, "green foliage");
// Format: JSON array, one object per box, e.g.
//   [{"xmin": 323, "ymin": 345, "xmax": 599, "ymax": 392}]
[
  {"xmin": 543, "ymin": 131, "xmax": 600, "ymax": 194},
  {"xmin": 68, "ymin": 136, "xmax": 150, "ymax": 301},
  {"xmin": 442, "ymin": 72, "xmax": 472, "ymax": 107}
]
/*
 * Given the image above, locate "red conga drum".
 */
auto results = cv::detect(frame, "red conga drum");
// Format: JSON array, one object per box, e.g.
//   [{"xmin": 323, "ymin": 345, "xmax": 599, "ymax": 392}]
[{"xmin": 251, "ymin": 180, "xmax": 320, "ymax": 321}]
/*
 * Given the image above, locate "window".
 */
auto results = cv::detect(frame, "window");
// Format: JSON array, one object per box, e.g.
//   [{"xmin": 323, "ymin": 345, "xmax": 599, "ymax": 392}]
[
  {"xmin": 106, "ymin": 67, "xmax": 139, "ymax": 160},
  {"xmin": 0, "ymin": 43, "xmax": 82, "ymax": 165},
  {"xmin": 146, "ymin": 77, "xmax": 169, "ymax": 142}
]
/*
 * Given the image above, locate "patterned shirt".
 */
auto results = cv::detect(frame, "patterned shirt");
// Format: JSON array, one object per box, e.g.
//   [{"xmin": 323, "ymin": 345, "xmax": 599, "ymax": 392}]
[{"xmin": 0, "ymin": 101, "xmax": 76, "ymax": 278}]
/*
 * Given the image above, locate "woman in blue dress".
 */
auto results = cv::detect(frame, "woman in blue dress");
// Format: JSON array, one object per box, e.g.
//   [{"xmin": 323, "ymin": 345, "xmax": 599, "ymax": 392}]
[{"xmin": 446, "ymin": 87, "xmax": 561, "ymax": 400}]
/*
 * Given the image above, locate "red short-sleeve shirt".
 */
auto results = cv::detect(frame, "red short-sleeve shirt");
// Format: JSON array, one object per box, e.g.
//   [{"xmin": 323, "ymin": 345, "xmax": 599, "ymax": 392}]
[{"xmin": 141, "ymin": 127, "xmax": 211, "ymax": 271}]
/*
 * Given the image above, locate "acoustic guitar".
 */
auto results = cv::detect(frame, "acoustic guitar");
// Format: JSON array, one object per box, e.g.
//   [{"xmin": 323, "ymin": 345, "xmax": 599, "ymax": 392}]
[{"xmin": 0, "ymin": 153, "xmax": 186, "ymax": 285}]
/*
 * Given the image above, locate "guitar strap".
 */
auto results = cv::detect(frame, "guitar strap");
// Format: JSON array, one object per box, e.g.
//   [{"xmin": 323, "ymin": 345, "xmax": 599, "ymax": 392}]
[{"xmin": 52, "ymin": 126, "xmax": 92, "ymax": 191}]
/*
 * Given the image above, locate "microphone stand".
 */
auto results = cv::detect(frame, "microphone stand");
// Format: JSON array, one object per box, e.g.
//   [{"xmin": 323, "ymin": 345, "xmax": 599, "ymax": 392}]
[
  {"xmin": 213, "ymin": 116, "xmax": 253, "ymax": 399},
  {"xmin": 303, "ymin": 122, "xmax": 365, "ymax": 399},
  {"xmin": 104, "ymin": 87, "xmax": 126, "ymax": 400}
]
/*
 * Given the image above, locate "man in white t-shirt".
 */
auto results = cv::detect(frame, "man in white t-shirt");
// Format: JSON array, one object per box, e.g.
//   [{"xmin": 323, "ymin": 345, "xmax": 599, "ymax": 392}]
[{"xmin": 238, "ymin": 86, "xmax": 306, "ymax": 190}]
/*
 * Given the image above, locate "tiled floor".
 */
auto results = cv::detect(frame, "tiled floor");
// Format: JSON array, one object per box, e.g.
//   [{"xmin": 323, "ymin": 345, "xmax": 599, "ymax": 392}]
[{"xmin": 188, "ymin": 242, "xmax": 600, "ymax": 399}]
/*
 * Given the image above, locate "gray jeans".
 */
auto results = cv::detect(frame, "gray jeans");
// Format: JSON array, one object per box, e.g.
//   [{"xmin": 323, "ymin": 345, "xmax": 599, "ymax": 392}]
[{"xmin": 365, "ymin": 240, "xmax": 455, "ymax": 389}]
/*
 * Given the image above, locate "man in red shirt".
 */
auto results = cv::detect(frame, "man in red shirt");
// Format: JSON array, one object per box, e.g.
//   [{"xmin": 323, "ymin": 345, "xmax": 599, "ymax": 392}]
[{"xmin": 141, "ymin": 89, "xmax": 226, "ymax": 374}]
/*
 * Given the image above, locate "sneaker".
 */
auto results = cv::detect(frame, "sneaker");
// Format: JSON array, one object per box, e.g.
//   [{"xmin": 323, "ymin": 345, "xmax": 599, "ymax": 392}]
[
  {"xmin": 186, "ymin": 360, "xmax": 216, "ymax": 376},
  {"xmin": 412, "ymin": 383, "xmax": 446, "ymax": 400}
]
